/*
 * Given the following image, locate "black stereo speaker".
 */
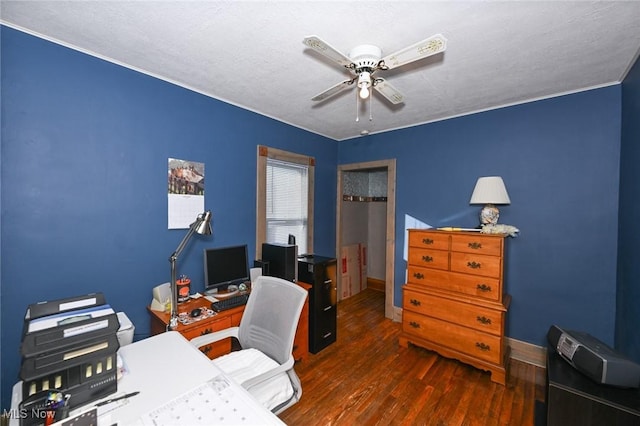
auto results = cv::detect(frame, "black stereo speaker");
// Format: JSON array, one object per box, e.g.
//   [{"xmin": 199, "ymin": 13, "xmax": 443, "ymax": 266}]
[{"xmin": 547, "ymin": 325, "xmax": 640, "ymax": 388}]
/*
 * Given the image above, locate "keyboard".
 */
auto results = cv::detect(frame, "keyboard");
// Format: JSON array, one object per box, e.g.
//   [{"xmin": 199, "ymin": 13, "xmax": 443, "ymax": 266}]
[{"xmin": 211, "ymin": 293, "xmax": 249, "ymax": 312}]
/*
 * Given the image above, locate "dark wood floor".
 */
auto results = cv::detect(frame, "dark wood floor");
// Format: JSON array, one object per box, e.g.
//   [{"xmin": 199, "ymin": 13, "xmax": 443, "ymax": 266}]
[{"xmin": 279, "ymin": 288, "xmax": 546, "ymax": 426}]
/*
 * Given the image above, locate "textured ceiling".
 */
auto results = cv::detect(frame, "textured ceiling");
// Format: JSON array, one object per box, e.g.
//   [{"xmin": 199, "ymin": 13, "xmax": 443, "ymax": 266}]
[{"xmin": 2, "ymin": 1, "xmax": 640, "ymax": 141}]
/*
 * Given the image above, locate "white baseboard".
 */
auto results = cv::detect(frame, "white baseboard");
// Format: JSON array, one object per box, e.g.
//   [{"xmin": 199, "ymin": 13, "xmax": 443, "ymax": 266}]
[
  {"xmin": 393, "ymin": 306, "xmax": 402, "ymax": 323},
  {"xmin": 507, "ymin": 337, "xmax": 547, "ymax": 368}
]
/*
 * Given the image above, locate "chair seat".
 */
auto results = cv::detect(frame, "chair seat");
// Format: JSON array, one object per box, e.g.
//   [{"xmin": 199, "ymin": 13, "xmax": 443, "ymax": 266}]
[{"xmin": 213, "ymin": 348, "xmax": 294, "ymax": 412}]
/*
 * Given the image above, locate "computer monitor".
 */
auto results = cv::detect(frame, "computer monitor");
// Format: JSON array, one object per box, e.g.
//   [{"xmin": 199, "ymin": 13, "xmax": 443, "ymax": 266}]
[{"xmin": 203, "ymin": 244, "xmax": 249, "ymax": 295}]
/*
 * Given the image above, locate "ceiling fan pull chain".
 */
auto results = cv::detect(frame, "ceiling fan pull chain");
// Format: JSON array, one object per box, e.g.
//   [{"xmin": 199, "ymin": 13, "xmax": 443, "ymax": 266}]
[{"xmin": 355, "ymin": 90, "xmax": 360, "ymax": 122}]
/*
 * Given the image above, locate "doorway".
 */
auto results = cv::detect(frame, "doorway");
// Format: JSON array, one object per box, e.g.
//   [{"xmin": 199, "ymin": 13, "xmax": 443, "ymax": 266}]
[{"xmin": 336, "ymin": 159, "xmax": 396, "ymax": 320}]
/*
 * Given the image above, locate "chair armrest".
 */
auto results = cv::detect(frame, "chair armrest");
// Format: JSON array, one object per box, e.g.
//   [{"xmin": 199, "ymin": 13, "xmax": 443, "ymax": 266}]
[
  {"xmin": 240, "ymin": 355, "xmax": 295, "ymax": 391},
  {"xmin": 189, "ymin": 327, "xmax": 240, "ymax": 349}
]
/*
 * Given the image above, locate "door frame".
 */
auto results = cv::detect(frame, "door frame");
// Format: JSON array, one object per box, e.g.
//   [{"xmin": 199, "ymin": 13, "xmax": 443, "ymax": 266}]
[{"xmin": 336, "ymin": 159, "xmax": 396, "ymax": 320}]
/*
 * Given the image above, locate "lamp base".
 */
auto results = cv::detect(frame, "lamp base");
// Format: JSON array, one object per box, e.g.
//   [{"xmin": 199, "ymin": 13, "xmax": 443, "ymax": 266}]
[
  {"xmin": 169, "ymin": 316, "xmax": 178, "ymax": 330},
  {"xmin": 480, "ymin": 204, "xmax": 500, "ymax": 226}
]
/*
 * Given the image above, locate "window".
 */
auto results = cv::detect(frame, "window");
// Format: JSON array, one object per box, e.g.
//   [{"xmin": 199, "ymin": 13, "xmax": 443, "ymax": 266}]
[
  {"xmin": 266, "ymin": 159, "xmax": 309, "ymax": 253},
  {"xmin": 256, "ymin": 146, "xmax": 314, "ymax": 259}
]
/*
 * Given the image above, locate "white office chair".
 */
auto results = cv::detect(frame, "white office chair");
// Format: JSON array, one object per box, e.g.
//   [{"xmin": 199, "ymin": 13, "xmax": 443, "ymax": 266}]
[{"xmin": 190, "ymin": 275, "xmax": 307, "ymax": 415}]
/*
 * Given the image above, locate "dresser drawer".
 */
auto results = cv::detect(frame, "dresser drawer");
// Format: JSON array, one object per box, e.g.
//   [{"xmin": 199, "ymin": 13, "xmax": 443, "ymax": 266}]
[
  {"xmin": 450, "ymin": 252, "xmax": 501, "ymax": 278},
  {"xmin": 403, "ymin": 311, "xmax": 502, "ymax": 364},
  {"xmin": 406, "ymin": 267, "xmax": 501, "ymax": 301},
  {"xmin": 403, "ymin": 288, "xmax": 503, "ymax": 336},
  {"xmin": 451, "ymin": 234, "xmax": 502, "ymax": 256},
  {"xmin": 409, "ymin": 230, "xmax": 449, "ymax": 250},
  {"xmin": 408, "ymin": 247, "xmax": 449, "ymax": 270}
]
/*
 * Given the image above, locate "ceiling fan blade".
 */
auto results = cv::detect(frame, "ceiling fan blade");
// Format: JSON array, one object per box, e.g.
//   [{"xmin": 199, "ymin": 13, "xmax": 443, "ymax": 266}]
[
  {"xmin": 311, "ymin": 79, "xmax": 355, "ymax": 102},
  {"xmin": 380, "ymin": 34, "xmax": 447, "ymax": 70},
  {"xmin": 373, "ymin": 78, "xmax": 405, "ymax": 104},
  {"xmin": 303, "ymin": 35, "xmax": 353, "ymax": 68}
]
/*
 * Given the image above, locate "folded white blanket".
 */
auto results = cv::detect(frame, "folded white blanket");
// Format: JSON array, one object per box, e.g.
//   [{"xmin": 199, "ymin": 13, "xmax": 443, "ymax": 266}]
[{"xmin": 213, "ymin": 348, "xmax": 294, "ymax": 411}]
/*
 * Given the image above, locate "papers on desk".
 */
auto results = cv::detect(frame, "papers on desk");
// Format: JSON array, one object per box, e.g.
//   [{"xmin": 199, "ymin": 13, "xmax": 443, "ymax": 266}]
[
  {"xmin": 204, "ymin": 295, "xmax": 219, "ymax": 303},
  {"xmin": 140, "ymin": 375, "xmax": 276, "ymax": 425},
  {"xmin": 27, "ymin": 304, "xmax": 115, "ymax": 333}
]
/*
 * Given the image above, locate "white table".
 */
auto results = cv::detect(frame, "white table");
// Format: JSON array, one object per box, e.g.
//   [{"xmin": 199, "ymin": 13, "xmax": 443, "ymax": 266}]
[{"xmin": 11, "ymin": 331, "xmax": 285, "ymax": 425}]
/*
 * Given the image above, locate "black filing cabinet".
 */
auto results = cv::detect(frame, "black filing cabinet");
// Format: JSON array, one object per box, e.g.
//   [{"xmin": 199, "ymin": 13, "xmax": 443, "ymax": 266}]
[{"xmin": 298, "ymin": 255, "xmax": 337, "ymax": 354}]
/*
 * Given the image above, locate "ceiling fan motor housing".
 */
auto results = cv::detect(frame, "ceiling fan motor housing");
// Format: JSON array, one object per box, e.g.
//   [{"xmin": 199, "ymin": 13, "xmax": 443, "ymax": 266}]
[{"xmin": 349, "ymin": 44, "xmax": 382, "ymax": 71}]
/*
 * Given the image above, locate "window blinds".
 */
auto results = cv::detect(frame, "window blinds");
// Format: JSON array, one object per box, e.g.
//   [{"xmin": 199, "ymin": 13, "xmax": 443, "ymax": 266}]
[{"xmin": 266, "ymin": 158, "xmax": 308, "ymax": 254}]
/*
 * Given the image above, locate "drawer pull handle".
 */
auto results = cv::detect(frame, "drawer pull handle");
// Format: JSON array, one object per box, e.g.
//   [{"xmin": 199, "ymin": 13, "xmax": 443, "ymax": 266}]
[
  {"xmin": 410, "ymin": 299, "xmax": 421, "ymax": 306},
  {"xmin": 467, "ymin": 261, "xmax": 481, "ymax": 269},
  {"xmin": 323, "ymin": 332, "xmax": 333, "ymax": 338},
  {"xmin": 323, "ymin": 305, "xmax": 333, "ymax": 311},
  {"xmin": 201, "ymin": 345, "xmax": 212, "ymax": 355},
  {"xmin": 422, "ymin": 255, "xmax": 433, "ymax": 263},
  {"xmin": 413, "ymin": 272, "xmax": 425, "ymax": 280},
  {"xmin": 475, "ymin": 342, "xmax": 491, "ymax": 351},
  {"xmin": 468, "ymin": 242, "xmax": 482, "ymax": 250},
  {"xmin": 476, "ymin": 316, "xmax": 492, "ymax": 325},
  {"xmin": 476, "ymin": 284, "xmax": 492, "ymax": 292},
  {"xmin": 200, "ymin": 328, "xmax": 212, "ymax": 335},
  {"xmin": 409, "ymin": 321, "xmax": 420, "ymax": 329},
  {"xmin": 422, "ymin": 238, "xmax": 434, "ymax": 245}
]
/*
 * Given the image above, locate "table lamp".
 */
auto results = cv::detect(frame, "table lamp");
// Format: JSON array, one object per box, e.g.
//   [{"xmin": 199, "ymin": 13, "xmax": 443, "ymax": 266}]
[
  {"xmin": 168, "ymin": 210, "xmax": 212, "ymax": 330},
  {"xmin": 469, "ymin": 176, "xmax": 510, "ymax": 226}
]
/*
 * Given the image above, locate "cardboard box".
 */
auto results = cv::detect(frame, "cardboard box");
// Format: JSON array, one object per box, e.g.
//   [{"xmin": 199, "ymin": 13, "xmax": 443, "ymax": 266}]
[
  {"xmin": 340, "ymin": 243, "xmax": 367, "ymax": 300},
  {"xmin": 360, "ymin": 243, "xmax": 368, "ymax": 292}
]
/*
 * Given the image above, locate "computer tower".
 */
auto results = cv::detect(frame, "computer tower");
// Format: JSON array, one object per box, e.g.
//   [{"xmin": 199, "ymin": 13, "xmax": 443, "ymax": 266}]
[{"xmin": 261, "ymin": 243, "xmax": 298, "ymax": 282}]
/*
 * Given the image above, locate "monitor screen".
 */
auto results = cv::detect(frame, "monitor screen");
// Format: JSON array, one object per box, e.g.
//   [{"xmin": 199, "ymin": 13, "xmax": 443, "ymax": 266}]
[{"xmin": 203, "ymin": 245, "xmax": 249, "ymax": 294}]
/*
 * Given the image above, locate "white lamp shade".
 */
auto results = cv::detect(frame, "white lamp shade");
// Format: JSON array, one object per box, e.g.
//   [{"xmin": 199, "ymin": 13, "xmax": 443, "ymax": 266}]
[{"xmin": 470, "ymin": 176, "xmax": 511, "ymax": 205}]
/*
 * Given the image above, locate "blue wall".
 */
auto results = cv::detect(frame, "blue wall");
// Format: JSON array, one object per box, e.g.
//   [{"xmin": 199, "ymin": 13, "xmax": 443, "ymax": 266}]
[
  {"xmin": 2, "ymin": 24, "xmax": 638, "ymax": 411},
  {"xmin": 0, "ymin": 27, "xmax": 337, "ymax": 409},
  {"xmin": 339, "ymin": 86, "xmax": 622, "ymax": 349},
  {"xmin": 617, "ymin": 55, "xmax": 640, "ymax": 361}
]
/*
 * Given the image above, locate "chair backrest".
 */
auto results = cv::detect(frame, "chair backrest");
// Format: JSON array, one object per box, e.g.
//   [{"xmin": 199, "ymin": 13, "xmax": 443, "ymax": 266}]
[{"xmin": 237, "ymin": 275, "xmax": 308, "ymax": 365}]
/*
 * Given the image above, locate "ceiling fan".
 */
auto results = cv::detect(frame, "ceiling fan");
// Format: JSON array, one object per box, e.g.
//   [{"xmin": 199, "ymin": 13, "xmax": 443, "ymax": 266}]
[{"xmin": 302, "ymin": 34, "xmax": 447, "ymax": 107}]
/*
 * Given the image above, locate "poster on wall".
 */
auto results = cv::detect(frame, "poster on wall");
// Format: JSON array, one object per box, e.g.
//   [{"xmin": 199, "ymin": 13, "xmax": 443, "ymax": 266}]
[{"xmin": 168, "ymin": 158, "xmax": 205, "ymax": 229}]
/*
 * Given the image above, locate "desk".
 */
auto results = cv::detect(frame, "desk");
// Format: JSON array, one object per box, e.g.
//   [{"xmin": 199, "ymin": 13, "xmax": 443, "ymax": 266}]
[
  {"xmin": 148, "ymin": 288, "xmax": 310, "ymax": 362},
  {"xmin": 11, "ymin": 332, "xmax": 284, "ymax": 425},
  {"xmin": 148, "ymin": 297, "xmax": 246, "ymax": 359}
]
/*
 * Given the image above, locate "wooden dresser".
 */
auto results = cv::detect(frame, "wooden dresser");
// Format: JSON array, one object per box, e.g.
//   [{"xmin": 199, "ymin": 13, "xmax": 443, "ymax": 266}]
[{"xmin": 399, "ymin": 229, "xmax": 510, "ymax": 385}]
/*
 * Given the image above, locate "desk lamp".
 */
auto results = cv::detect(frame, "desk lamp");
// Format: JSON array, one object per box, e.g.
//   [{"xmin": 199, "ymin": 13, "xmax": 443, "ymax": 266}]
[
  {"xmin": 469, "ymin": 176, "xmax": 510, "ymax": 226},
  {"xmin": 168, "ymin": 210, "xmax": 212, "ymax": 330}
]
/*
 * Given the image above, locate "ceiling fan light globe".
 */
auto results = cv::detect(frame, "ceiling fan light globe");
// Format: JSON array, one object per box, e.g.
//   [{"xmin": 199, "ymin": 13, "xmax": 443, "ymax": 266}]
[{"xmin": 359, "ymin": 86, "xmax": 370, "ymax": 99}]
